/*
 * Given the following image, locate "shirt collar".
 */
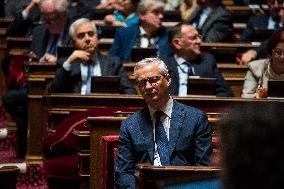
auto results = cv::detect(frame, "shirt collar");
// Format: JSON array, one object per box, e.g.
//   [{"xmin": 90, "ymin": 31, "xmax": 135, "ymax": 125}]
[
  {"xmin": 140, "ymin": 26, "xmax": 148, "ymax": 36},
  {"xmin": 174, "ymin": 54, "xmax": 188, "ymax": 66},
  {"xmin": 148, "ymin": 98, "xmax": 173, "ymax": 120}
]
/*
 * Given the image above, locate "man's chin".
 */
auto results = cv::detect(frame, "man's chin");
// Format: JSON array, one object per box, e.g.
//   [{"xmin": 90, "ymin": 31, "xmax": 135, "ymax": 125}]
[{"xmin": 84, "ymin": 47, "xmax": 95, "ymax": 53}]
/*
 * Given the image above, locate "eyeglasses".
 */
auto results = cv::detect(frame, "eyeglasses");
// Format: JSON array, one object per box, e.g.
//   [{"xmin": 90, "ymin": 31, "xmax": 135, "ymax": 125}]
[
  {"xmin": 268, "ymin": 0, "xmax": 284, "ymax": 4},
  {"xmin": 76, "ymin": 31, "xmax": 95, "ymax": 40},
  {"xmin": 189, "ymin": 34, "xmax": 203, "ymax": 42},
  {"xmin": 42, "ymin": 13, "xmax": 61, "ymax": 25},
  {"xmin": 136, "ymin": 75, "xmax": 162, "ymax": 87},
  {"xmin": 273, "ymin": 48, "xmax": 284, "ymax": 57}
]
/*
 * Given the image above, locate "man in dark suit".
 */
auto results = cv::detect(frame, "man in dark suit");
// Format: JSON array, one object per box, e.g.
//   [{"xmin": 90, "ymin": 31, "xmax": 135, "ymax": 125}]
[
  {"xmin": 238, "ymin": 0, "xmax": 283, "ymax": 42},
  {"xmin": 28, "ymin": 0, "xmax": 72, "ymax": 64},
  {"xmin": 48, "ymin": 18, "xmax": 136, "ymax": 95},
  {"xmin": 162, "ymin": 23, "xmax": 232, "ymax": 97},
  {"xmin": 115, "ymin": 58, "xmax": 212, "ymax": 188},
  {"xmin": 108, "ymin": 0, "xmax": 172, "ymax": 62},
  {"xmin": 6, "ymin": 0, "xmax": 41, "ymax": 36},
  {"xmin": 186, "ymin": 0, "xmax": 233, "ymax": 42}
]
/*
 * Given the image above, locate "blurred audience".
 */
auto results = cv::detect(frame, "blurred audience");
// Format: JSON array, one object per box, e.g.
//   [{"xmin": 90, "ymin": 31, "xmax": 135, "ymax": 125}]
[
  {"xmin": 48, "ymin": 18, "xmax": 136, "ymax": 94},
  {"xmin": 220, "ymin": 103, "xmax": 284, "ymax": 189},
  {"xmin": 180, "ymin": 0, "xmax": 199, "ymax": 21},
  {"xmin": 4, "ymin": 0, "xmax": 30, "ymax": 18},
  {"xmin": 238, "ymin": 0, "xmax": 283, "ymax": 43},
  {"xmin": 238, "ymin": 2, "xmax": 284, "ymax": 65},
  {"xmin": 186, "ymin": 0, "xmax": 233, "ymax": 42},
  {"xmin": 164, "ymin": 0, "xmax": 182, "ymax": 11},
  {"xmin": 161, "ymin": 23, "xmax": 233, "ymax": 97},
  {"xmin": 28, "ymin": 0, "xmax": 72, "ymax": 64},
  {"xmin": 6, "ymin": 0, "xmax": 41, "ymax": 36},
  {"xmin": 242, "ymin": 29, "xmax": 284, "ymax": 98},
  {"xmin": 108, "ymin": 0, "xmax": 172, "ymax": 62},
  {"xmin": 1, "ymin": 0, "xmax": 70, "ymax": 159},
  {"xmin": 103, "ymin": 0, "xmax": 139, "ymax": 27}
]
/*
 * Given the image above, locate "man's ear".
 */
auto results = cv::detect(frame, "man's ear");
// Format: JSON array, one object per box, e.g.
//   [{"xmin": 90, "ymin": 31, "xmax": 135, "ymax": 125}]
[
  {"xmin": 172, "ymin": 38, "xmax": 181, "ymax": 50},
  {"xmin": 165, "ymin": 74, "xmax": 171, "ymax": 86}
]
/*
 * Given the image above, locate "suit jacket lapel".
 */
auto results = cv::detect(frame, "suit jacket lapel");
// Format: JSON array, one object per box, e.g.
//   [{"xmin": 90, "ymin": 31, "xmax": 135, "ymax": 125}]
[
  {"xmin": 139, "ymin": 108, "xmax": 155, "ymax": 164},
  {"xmin": 169, "ymin": 101, "xmax": 184, "ymax": 157},
  {"xmin": 98, "ymin": 55, "xmax": 107, "ymax": 75},
  {"xmin": 168, "ymin": 57, "xmax": 180, "ymax": 95}
]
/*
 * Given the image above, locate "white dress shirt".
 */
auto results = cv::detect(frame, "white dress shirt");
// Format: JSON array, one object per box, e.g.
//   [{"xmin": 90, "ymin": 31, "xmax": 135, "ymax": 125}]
[{"xmin": 148, "ymin": 98, "xmax": 173, "ymax": 166}]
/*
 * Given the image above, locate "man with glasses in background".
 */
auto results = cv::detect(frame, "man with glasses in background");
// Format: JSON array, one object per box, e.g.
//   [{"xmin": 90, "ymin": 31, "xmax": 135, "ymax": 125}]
[
  {"xmin": 161, "ymin": 23, "xmax": 232, "ymax": 97},
  {"xmin": 114, "ymin": 57, "xmax": 212, "ymax": 188},
  {"xmin": 28, "ymin": 0, "xmax": 72, "ymax": 64},
  {"xmin": 109, "ymin": 0, "xmax": 173, "ymax": 62}
]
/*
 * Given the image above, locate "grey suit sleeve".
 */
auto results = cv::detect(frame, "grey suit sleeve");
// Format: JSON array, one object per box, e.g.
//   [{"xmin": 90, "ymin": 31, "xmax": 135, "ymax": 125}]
[
  {"xmin": 114, "ymin": 121, "xmax": 136, "ymax": 189},
  {"xmin": 110, "ymin": 56, "xmax": 136, "ymax": 94},
  {"xmin": 48, "ymin": 60, "xmax": 73, "ymax": 93},
  {"xmin": 194, "ymin": 111, "xmax": 213, "ymax": 165},
  {"xmin": 203, "ymin": 11, "xmax": 233, "ymax": 42}
]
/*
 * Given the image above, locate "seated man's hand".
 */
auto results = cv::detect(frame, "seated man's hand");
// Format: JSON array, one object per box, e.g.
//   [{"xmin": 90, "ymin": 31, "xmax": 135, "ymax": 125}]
[
  {"xmin": 39, "ymin": 53, "xmax": 57, "ymax": 64},
  {"xmin": 27, "ymin": 51, "xmax": 39, "ymax": 61},
  {"xmin": 66, "ymin": 50, "xmax": 91, "ymax": 64},
  {"xmin": 255, "ymin": 86, "xmax": 268, "ymax": 99},
  {"xmin": 237, "ymin": 50, "xmax": 257, "ymax": 65}
]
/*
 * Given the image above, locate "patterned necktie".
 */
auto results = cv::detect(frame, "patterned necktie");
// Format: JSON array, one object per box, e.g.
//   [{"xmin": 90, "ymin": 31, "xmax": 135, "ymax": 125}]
[
  {"xmin": 47, "ymin": 34, "xmax": 59, "ymax": 55},
  {"xmin": 155, "ymin": 111, "xmax": 171, "ymax": 166},
  {"xmin": 86, "ymin": 63, "xmax": 93, "ymax": 94}
]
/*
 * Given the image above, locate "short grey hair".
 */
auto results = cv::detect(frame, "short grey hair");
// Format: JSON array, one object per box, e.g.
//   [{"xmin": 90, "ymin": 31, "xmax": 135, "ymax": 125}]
[
  {"xmin": 134, "ymin": 58, "xmax": 169, "ymax": 76},
  {"xmin": 69, "ymin": 18, "xmax": 97, "ymax": 40},
  {"xmin": 39, "ymin": 0, "xmax": 69, "ymax": 14},
  {"xmin": 137, "ymin": 0, "xmax": 165, "ymax": 15}
]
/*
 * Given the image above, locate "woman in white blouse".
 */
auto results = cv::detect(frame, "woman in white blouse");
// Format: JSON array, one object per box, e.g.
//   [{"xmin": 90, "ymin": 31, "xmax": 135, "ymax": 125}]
[{"xmin": 242, "ymin": 29, "xmax": 284, "ymax": 98}]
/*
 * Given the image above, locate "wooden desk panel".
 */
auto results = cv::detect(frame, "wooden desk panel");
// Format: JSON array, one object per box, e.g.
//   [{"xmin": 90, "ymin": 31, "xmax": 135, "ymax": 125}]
[{"xmin": 135, "ymin": 164, "xmax": 221, "ymax": 189}]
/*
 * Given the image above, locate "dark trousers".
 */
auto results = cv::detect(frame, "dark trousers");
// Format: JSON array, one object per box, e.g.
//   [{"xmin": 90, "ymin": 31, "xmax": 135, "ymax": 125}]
[{"xmin": 1, "ymin": 87, "xmax": 27, "ymax": 158}]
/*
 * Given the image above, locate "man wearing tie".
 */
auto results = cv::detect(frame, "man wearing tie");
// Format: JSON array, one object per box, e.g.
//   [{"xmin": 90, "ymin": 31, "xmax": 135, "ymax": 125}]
[
  {"xmin": 115, "ymin": 58, "xmax": 212, "ymax": 188},
  {"xmin": 160, "ymin": 23, "xmax": 232, "ymax": 97},
  {"xmin": 108, "ymin": 0, "xmax": 172, "ymax": 62},
  {"xmin": 48, "ymin": 18, "xmax": 136, "ymax": 95}
]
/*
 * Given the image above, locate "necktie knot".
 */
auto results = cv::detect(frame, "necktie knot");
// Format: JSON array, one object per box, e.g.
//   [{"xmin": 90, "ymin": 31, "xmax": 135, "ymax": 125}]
[{"xmin": 155, "ymin": 111, "xmax": 164, "ymax": 121}]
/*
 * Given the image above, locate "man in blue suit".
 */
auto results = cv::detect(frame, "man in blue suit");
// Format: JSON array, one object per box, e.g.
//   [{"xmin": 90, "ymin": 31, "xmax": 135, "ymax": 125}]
[
  {"xmin": 162, "ymin": 23, "xmax": 233, "ymax": 97},
  {"xmin": 115, "ymin": 58, "xmax": 213, "ymax": 188},
  {"xmin": 238, "ymin": 0, "xmax": 283, "ymax": 42},
  {"xmin": 108, "ymin": 0, "xmax": 172, "ymax": 62}
]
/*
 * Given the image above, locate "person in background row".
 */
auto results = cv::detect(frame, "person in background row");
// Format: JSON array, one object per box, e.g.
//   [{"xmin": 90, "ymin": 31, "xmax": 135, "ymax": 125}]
[
  {"xmin": 180, "ymin": 0, "xmax": 199, "ymax": 21},
  {"xmin": 219, "ymin": 103, "xmax": 284, "ymax": 189},
  {"xmin": 238, "ymin": 1, "xmax": 284, "ymax": 65},
  {"xmin": 242, "ymin": 29, "xmax": 284, "ymax": 98},
  {"xmin": 48, "ymin": 18, "xmax": 136, "ymax": 95},
  {"xmin": 115, "ymin": 58, "xmax": 212, "ymax": 188},
  {"xmin": 0, "ymin": 0, "xmax": 71, "ymax": 159},
  {"xmin": 28, "ymin": 0, "xmax": 72, "ymax": 64},
  {"xmin": 186, "ymin": 0, "xmax": 233, "ymax": 42},
  {"xmin": 103, "ymin": 0, "xmax": 139, "ymax": 27},
  {"xmin": 6, "ymin": 0, "xmax": 41, "ymax": 36},
  {"xmin": 238, "ymin": 0, "xmax": 283, "ymax": 43},
  {"xmin": 161, "ymin": 23, "xmax": 233, "ymax": 97},
  {"xmin": 109, "ymin": 0, "xmax": 172, "ymax": 62}
]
